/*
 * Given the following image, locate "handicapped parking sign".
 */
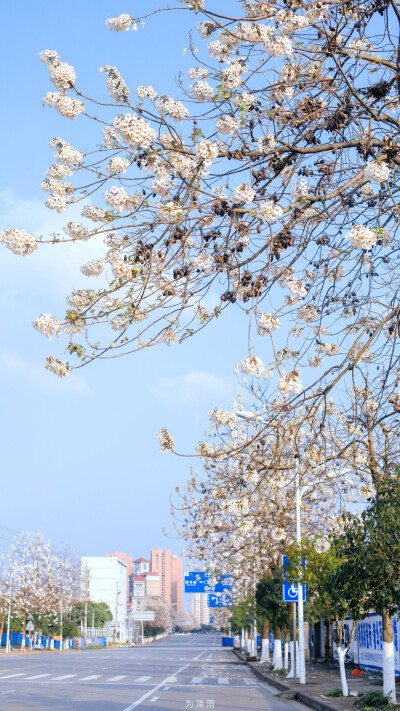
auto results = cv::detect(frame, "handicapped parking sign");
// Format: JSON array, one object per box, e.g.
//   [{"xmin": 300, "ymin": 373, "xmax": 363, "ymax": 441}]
[{"xmin": 282, "ymin": 555, "xmax": 306, "ymax": 603}]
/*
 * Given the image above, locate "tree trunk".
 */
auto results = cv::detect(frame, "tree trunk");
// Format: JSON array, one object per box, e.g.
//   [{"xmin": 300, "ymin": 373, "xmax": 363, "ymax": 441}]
[
  {"xmin": 260, "ymin": 620, "xmax": 270, "ymax": 663},
  {"xmin": 382, "ymin": 610, "xmax": 396, "ymax": 702},
  {"xmin": 273, "ymin": 625, "xmax": 283, "ymax": 669},
  {"xmin": 337, "ymin": 647, "xmax": 348, "ymax": 697},
  {"xmin": 21, "ymin": 613, "xmax": 26, "ymax": 652},
  {"xmin": 284, "ymin": 629, "xmax": 289, "ymax": 670}
]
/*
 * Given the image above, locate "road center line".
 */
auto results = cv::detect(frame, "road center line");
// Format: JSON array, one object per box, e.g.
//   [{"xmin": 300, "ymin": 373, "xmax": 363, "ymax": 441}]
[{"xmin": 122, "ymin": 663, "xmax": 190, "ymax": 711}]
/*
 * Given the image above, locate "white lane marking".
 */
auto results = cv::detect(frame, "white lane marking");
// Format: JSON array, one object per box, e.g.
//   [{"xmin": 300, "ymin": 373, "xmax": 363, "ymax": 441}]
[
  {"xmin": 107, "ymin": 675, "xmax": 127, "ymax": 681},
  {"xmin": 135, "ymin": 676, "xmax": 151, "ymax": 682},
  {"xmin": 25, "ymin": 674, "xmax": 51, "ymax": 680},
  {"xmin": 0, "ymin": 690, "xmax": 16, "ymax": 695},
  {"xmin": 80, "ymin": 675, "xmax": 102, "ymax": 681},
  {"xmin": 165, "ymin": 676, "xmax": 178, "ymax": 683},
  {"xmin": 164, "ymin": 686, "xmax": 170, "ymax": 691},
  {"xmin": 123, "ymin": 663, "xmax": 189, "ymax": 711},
  {"xmin": 150, "ymin": 698, "xmax": 159, "ymax": 703},
  {"xmin": 193, "ymin": 650, "xmax": 207, "ymax": 661},
  {"xmin": 218, "ymin": 677, "xmax": 229, "ymax": 685},
  {"xmin": 0, "ymin": 674, "xmax": 25, "ymax": 679},
  {"xmin": 52, "ymin": 675, "xmax": 76, "ymax": 680},
  {"xmin": 191, "ymin": 677, "xmax": 203, "ymax": 684}
]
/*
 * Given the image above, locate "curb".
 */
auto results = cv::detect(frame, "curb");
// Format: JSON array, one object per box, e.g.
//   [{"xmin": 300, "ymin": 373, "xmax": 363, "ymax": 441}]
[{"xmin": 247, "ymin": 663, "xmax": 338, "ymax": 711}]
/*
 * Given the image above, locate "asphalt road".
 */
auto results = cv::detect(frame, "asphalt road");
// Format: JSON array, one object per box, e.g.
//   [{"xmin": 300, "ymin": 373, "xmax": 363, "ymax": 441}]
[{"xmin": 0, "ymin": 634, "xmax": 306, "ymax": 711}]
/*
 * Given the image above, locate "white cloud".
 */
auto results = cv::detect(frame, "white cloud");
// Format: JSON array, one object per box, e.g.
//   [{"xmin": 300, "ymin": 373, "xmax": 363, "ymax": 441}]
[
  {"xmin": 148, "ymin": 370, "xmax": 232, "ymax": 408},
  {"xmin": 0, "ymin": 348, "xmax": 92, "ymax": 397}
]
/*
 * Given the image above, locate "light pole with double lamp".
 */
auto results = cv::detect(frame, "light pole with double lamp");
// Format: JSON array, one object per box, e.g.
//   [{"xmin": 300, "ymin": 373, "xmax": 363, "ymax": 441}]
[{"xmin": 236, "ymin": 410, "xmax": 349, "ymax": 684}]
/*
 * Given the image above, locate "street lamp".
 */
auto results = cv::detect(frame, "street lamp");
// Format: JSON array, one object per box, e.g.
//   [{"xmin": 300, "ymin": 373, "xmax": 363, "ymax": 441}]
[{"xmin": 236, "ymin": 409, "xmax": 349, "ymax": 684}]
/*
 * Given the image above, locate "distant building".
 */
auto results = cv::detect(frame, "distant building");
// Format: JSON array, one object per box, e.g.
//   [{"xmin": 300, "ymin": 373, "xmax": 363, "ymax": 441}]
[
  {"xmin": 133, "ymin": 558, "xmax": 150, "ymax": 576},
  {"xmin": 106, "ymin": 551, "xmax": 133, "ymax": 600},
  {"xmin": 130, "ymin": 575, "xmax": 146, "ymax": 599},
  {"xmin": 142, "ymin": 571, "xmax": 160, "ymax": 597},
  {"xmin": 81, "ymin": 556, "xmax": 127, "ymax": 641},
  {"xmin": 191, "ymin": 593, "xmax": 211, "ymax": 626},
  {"xmin": 150, "ymin": 548, "xmax": 183, "ymax": 613}
]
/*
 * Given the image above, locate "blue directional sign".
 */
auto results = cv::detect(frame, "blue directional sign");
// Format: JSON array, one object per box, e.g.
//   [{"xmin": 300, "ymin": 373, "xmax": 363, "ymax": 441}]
[
  {"xmin": 282, "ymin": 555, "xmax": 306, "ymax": 603},
  {"xmin": 184, "ymin": 572, "xmax": 234, "ymax": 593},
  {"xmin": 207, "ymin": 593, "xmax": 233, "ymax": 608}
]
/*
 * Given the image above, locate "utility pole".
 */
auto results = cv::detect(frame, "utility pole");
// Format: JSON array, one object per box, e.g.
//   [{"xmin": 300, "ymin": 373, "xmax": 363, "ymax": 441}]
[
  {"xmin": 60, "ymin": 600, "xmax": 63, "ymax": 652},
  {"xmin": 6, "ymin": 581, "xmax": 12, "ymax": 654},
  {"xmin": 114, "ymin": 584, "xmax": 120, "ymax": 643}
]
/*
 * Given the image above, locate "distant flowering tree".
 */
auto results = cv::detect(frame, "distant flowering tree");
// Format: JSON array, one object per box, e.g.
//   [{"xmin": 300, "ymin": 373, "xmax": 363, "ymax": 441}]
[
  {"xmin": 2, "ymin": 0, "xmax": 400, "ymax": 426},
  {"xmin": 6, "ymin": 533, "xmax": 80, "ymax": 650}
]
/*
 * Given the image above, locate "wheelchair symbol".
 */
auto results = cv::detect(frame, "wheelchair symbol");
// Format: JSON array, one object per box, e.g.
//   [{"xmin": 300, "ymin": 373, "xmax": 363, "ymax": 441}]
[{"xmin": 287, "ymin": 584, "xmax": 298, "ymax": 599}]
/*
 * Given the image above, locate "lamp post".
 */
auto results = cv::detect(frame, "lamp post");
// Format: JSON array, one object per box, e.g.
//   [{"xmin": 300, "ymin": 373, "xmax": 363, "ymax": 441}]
[
  {"xmin": 6, "ymin": 581, "xmax": 12, "ymax": 654},
  {"xmin": 236, "ymin": 410, "xmax": 349, "ymax": 684}
]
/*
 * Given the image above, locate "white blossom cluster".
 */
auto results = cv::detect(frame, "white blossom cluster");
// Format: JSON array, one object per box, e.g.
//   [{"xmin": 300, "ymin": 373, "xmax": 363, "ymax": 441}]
[
  {"xmin": 278, "ymin": 370, "xmax": 302, "ymax": 394},
  {"xmin": 156, "ymin": 96, "xmax": 189, "ymax": 121},
  {"xmin": 40, "ymin": 50, "xmax": 76, "ymax": 92},
  {"xmin": 107, "ymin": 156, "xmax": 130, "ymax": 174},
  {"xmin": 193, "ymin": 253, "xmax": 214, "ymax": 274},
  {"xmin": 99, "ymin": 65, "xmax": 130, "ymax": 102},
  {"xmin": 216, "ymin": 116, "xmax": 241, "ymax": 135},
  {"xmin": 257, "ymin": 313, "xmax": 280, "ymax": 334},
  {"xmin": 241, "ymin": 355, "xmax": 265, "ymax": 377},
  {"xmin": 232, "ymin": 183, "xmax": 255, "ymax": 204},
  {"xmin": 33, "ymin": 313, "xmax": 62, "ymax": 339},
  {"xmin": 49, "ymin": 138, "xmax": 83, "ymax": 166},
  {"xmin": 0, "ymin": 229, "xmax": 37, "ymax": 256},
  {"xmin": 191, "ymin": 80, "xmax": 215, "ymax": 102},
  {"xmin": 44, "ymin": 356, "xmax": 70, "ymax": 377},
  {"xmin": 259, "ymin": 200, "xmax": 283, "ymax": 223},
  {"xmin": 364, "ymin": 160, "xmax": 391, "ymax": 183},
  {"xmin": 106, "ymin": 14, "xmax": 137, "ymax": 31},
  {"xmin": 347, "ymin": 224, "xmax": 377, "ymax": 250},
  {"xmin": 113, "ymin": 113, "xmax": 156, "ymax": 150},
  {"xmin": 81, "ymin": 259, "xmax": 104, "ymax": 277},
  {"xmin": 137, "ymin": 85, "xmax": 158, "ymax": 100},
  {"xmin": 209, "ymin": 408, "xmax": 236, "ymax": 426},
  {"xmin": 42, "ymin": 92, "xmax": 84, "ymax": 119}
]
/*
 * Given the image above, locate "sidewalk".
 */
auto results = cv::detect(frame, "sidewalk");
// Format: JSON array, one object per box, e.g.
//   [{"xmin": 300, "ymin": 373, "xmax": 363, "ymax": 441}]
[{"xmin": 233, "ymin": 651, "xmax": 392, "ymax": 711}]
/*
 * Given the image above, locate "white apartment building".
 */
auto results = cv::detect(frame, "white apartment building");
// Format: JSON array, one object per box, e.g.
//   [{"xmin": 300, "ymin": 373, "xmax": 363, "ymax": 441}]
[
  {"xmin": 191, "ymin": 593, "xmax": 211, "ymax": 626},
  {"xmin": 81, "ymin": 556, "xmax": 127, "ymax": 641}
]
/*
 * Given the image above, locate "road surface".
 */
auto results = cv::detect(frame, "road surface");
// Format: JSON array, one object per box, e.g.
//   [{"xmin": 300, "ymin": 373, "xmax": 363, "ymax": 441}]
[{"xmin": 0, "ymin": 634, "xmax": 305, "ymax": 710}]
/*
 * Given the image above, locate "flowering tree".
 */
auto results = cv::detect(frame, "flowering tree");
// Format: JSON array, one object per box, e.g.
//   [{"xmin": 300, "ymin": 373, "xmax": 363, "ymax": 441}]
[
  {"xmin": 6, "ymin": 533, "xmax": 80, "ymax": 650},
  {"xmin": 1, "ymin": 0, "xmax": 400, "ymax": 424}
]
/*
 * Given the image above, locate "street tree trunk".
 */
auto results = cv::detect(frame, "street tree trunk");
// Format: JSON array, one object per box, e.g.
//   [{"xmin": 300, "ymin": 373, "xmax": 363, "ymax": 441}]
[
  {"xmin": 260, "ymin": 620, "xmax": 270, "ymax": 663},
  {"xmin": 273, "ymin": 625, "xmax": 283, "ymax": 669},
  {"xmin": 284, "ymin": 629, "xmax": 289, "ymax": 669},
  {"xmin": 382, "ymin": 610, "xmax": 396, "ymax": 702}
]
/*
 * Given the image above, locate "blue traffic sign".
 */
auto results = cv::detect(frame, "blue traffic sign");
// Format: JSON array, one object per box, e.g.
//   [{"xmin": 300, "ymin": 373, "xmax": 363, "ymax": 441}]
[
  {"xmin": 282, "ymin": 555, "xmax": 306, "ymax": 603},
  {"xmin": 184, "ymin": 572, "xmax": 234, "ymax": 593},
  {"xmin": 207, "ymin": 593, "xmax": 233, "ymax": 608}
]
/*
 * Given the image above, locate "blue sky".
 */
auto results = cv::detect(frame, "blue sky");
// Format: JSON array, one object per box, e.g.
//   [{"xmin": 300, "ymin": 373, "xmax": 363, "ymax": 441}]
[{"xmin": 0, "ymin": 0, "xmax": 261, "ymax": 565}]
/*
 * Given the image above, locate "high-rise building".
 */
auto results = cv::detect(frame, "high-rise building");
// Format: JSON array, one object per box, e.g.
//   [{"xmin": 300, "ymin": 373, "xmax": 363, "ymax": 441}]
[
  {"xmin": 81, "ymin": 556, "xmax": 128, "ymax": 641},
  {"xmin": 191, "ymin": 593, "xmax": 211, "ymax": 626},
  {"xmin": 150, "ymin": 548, "xmax": 183, "ymax": 613},
  {"xmin": 171, "ymin": 554, "xmax": 183, "ymax": 614}
]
